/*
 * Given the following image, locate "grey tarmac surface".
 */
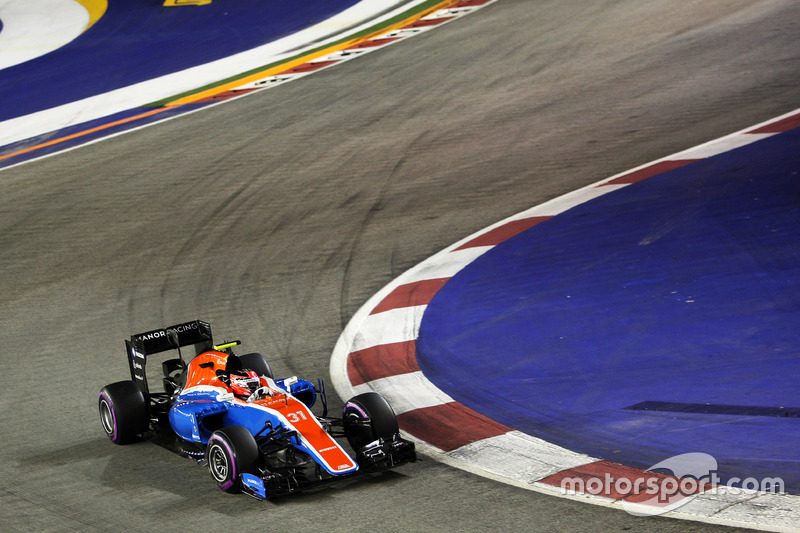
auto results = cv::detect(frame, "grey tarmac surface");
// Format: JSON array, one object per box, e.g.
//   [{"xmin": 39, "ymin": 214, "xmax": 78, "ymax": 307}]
[{"xmin": 2, "ymin": 0, "xmax": 799, "ymax": 531}]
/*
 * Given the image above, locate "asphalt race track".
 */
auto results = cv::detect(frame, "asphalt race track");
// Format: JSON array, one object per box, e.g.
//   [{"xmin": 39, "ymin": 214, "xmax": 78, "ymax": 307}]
[{"xmin": 2, "ymin": 0, "xmax": 799, "ymax": 531}]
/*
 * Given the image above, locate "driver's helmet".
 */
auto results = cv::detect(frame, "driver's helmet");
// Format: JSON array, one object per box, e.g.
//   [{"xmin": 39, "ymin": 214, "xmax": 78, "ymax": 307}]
[{"xmin": 229, "ymin": 370, "xmax": 261, "ymax": 398}]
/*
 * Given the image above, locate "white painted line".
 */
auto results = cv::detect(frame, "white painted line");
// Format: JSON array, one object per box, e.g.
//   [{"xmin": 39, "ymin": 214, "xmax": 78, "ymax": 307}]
[{"xmin": 0, "ymin": 0, "xmax": 432, "ymax": 148}]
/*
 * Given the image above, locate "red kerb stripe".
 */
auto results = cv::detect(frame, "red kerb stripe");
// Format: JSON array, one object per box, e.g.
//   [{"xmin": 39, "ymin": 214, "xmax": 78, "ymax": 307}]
[
  {"xmin": 370, "ymin": 277, "xmax": 450, "ymax": 314},
  {"xmin": 455, "ymin": 217, "xmax": 550, "ymax": 250},
  {"xmin": 192, "ymin": 88, "xmax": 259, "ymax": 104},
  {"xmin": 538, "ymin": 460, "xmax": 711, "ymax": 504},
  {"xmin": 347, "ymin": 340, "xmax": 420, "ymax": 386},
  {"xmin": 452, "ymin": 0, "xmax": 495, "ymax": 6},
  {"xmin": 748, "ymin": 112, "xmax": 800, "ymax": 133},
  {"xmin": 402, "ymin": 17, "xmax": 455, "ymax": 29},
  {"xmin": 279, "ymin": 61, "xmax": 339, "ymax": 75},
  {"xmin": 398, "ymin": 402, "xmax": 512, "ymax": 452},
  {"xmin": 347, "ymin": 37, "xmax": 402, "ymax": 49},
  {"xmin": 601, "ymin": 160, "xmax": 697, "ymax": 186}
]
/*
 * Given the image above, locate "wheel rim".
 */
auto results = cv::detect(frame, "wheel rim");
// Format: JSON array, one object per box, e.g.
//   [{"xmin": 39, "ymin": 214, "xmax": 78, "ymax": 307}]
[
  {"xmin": 99, "ymin": 398, "xmax": 115, "ymax": 436},
  {"xmin": 344, "ymin": 409, "xmax": 373, "ymax": 448},
  {"xmin": 208, "ymin": 444, "xmax": 229, "ymax": 483}
]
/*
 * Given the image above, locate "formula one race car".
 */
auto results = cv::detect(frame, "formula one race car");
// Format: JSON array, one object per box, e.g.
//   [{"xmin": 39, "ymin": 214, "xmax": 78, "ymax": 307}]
[{"xmin": 98, "ymin": 320, "xmax": 415, "ymax": 499}]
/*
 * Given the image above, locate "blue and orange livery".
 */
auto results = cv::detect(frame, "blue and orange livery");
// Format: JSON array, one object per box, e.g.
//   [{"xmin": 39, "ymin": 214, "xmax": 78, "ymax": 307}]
[{"xmin": 99, "ymin": 320, "xmax": 415, "ymax": 498}]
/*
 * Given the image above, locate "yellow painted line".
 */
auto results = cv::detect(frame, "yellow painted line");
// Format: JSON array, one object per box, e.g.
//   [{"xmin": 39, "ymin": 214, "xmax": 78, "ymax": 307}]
[
  {"xmin": 74, "ymin": 0, "xmax": 108, "ymax": 31},
  {"xmin": 1, "ymin": 0, "xmax": 459, "ymax": 163},
  {"xmin": 164, "ymin": 0, "xmax": 213, "ymax": 6},
  {"xmin": 165, "ymin": 0, "xmax": 460, "ymax": 107}
]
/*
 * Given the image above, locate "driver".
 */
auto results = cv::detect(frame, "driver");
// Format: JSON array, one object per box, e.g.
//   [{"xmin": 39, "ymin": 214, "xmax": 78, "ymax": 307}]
[
  {"xmin": 182, "ymin": 351, "xmax": 284, "ymax": 402},
  {"xmin": 228, "ymin": 370, "xmax": 261, "ymax": 399},
  {"xmin": 215, "ymin": 355, "xmax": 286, "ymax": 402}
]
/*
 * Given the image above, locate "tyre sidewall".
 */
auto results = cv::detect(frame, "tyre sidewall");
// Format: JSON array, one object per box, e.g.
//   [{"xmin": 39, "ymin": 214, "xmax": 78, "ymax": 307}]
[
  {"xmin": 206, "ymin": 426, "xmax": 260, "ymax": 493},
  {"xmin": 98, "ymin": 381, "xmax": 148, "ymax": 445},
  {"xmin": 343, "ymin": 392, "xmax": 399, "ymax": 449}
]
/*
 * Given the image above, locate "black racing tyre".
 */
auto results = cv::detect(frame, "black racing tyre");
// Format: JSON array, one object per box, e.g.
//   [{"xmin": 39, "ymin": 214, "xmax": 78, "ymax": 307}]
[
  {"xmin": 343, "ymin": 392, "xmax": 399, "ymax": 450},
  {"xmin": 98, "ymin": 381, "xmax": 149, "ymax": 445},
  {"xmin": 206, "ymin": 426, "xmax": 260, "ymax": 493},
  {"xmin": 238, "ymin": 352, "xmax": 273, "ymax": 379}
]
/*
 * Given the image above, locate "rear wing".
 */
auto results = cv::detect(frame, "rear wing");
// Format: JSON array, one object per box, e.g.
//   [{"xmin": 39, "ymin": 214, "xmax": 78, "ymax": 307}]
[{"xmin": 126, "ymin": 319, "xmax": 213, "ymax": 395}]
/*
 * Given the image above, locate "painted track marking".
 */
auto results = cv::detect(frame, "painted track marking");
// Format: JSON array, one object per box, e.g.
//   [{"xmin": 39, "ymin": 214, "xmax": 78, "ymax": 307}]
[
  {"xmin": 0, "ymin": 0, "xmax": 498, "ymax": 170},
  {"xmin": 330, "ymin": 107, "xmax": 800, "ymax": 533},
  {"xmin": 0, "ymin": 0, "xmax": 106, "ymax": 70}
]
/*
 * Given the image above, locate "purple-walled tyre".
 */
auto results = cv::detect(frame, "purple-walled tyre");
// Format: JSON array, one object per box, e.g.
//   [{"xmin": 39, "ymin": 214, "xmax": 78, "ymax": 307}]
[
  {"xmin": 343, "ymin": 392, "xmax": 399, "ymax": 450},
  {"xmin": 98, "ymin": 381, "xmax": 148, "ymax": 444},
  {"xmin": 206, "ymin": 426, "xmax": 260, "ymax": 493}
]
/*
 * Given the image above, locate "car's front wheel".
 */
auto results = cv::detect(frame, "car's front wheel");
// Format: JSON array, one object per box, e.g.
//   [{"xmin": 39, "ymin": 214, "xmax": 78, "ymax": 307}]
[
  {"xmin": 206, "ymin": 426, "xmax": 260, "ymax": 493},
  {"xmin": 342, "ymin": 392, "xmax": 400, "ymax": 450}
]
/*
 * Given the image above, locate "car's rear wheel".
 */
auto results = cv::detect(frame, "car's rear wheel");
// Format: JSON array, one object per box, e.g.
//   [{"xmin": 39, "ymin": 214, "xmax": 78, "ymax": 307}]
[
  {"xmin": 343, "ymin": 392, "xmax": 399, "ymax": 449},
  {"xmin": 98, "ymin": 381, "xmax": 149, "ymax": 444},
  {"xmin": 206, "ymin": 426, "xmax": 260, "ymax": 493}
]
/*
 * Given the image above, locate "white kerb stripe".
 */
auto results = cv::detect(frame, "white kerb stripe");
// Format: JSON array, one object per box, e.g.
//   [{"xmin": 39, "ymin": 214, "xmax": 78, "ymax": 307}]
[
  {"xmin": 353, "ymin": 371, "xmax": 454, "ymax": 415},
  {"xmin": 348, "ymin": 305, "xmax": 427, "ymax": 353},
  {"xmin": 399, "ymin": 246, "xmax": 491, "ymax": 285},
  {"xmin": 448, "ymin": 431, "xmax": 598, "ymax": 484},
  {"xmin": 668, "ymin": 132, "xmax": 775, "ymax": 160}
]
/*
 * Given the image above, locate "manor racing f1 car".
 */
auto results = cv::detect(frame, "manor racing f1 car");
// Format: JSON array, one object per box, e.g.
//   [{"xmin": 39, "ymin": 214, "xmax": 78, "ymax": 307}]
[{"xmin": 98, "ymin": 320, "xmax": 415, "ymax": 499}]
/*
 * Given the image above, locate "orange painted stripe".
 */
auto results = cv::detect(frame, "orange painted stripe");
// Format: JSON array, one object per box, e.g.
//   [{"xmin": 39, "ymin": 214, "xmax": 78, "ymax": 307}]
[
  {"xmin": 1, "ymin": 0, "xmax": 462, "ymax": 164},
  {"xmin": 0, "ymin": 107, "xmax": 169, "ymax": 162}
]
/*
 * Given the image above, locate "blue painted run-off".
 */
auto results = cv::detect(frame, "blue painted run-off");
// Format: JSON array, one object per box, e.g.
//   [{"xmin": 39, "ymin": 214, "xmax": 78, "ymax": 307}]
[
  {"xmin": 0, "ymin": 0, "xmax": 359, "ymax": 122},
  {"xmin": 418, "ymin": 128, "xmax": 800, "ymax": 493}
]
